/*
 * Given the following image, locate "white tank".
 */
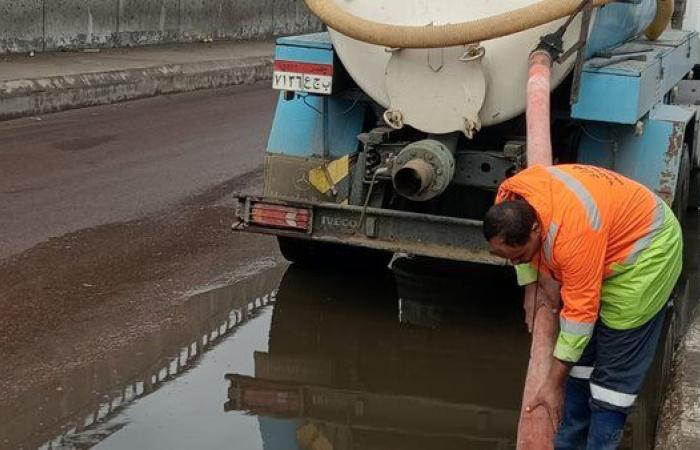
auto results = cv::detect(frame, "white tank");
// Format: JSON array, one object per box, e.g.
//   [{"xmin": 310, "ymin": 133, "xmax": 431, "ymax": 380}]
[{"xmin": 327, "ymin": 0, "xmax": 590, "ymax": 136}]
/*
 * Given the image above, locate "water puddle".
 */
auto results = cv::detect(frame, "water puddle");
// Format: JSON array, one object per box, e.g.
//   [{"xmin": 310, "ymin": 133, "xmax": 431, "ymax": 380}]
[
  {"xmin": 1, "ymin": 266, "xmax": 286, "ymax": 450},
  {"xmin": 5, "ymin": 211, "xmax": 699, "ymax": 449}
]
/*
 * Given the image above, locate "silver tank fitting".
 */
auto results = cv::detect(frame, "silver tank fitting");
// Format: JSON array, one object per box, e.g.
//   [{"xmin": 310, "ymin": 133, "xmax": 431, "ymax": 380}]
[{"xmin": 392, "ymin": 139, "xmax": 456, "ymax": 202}]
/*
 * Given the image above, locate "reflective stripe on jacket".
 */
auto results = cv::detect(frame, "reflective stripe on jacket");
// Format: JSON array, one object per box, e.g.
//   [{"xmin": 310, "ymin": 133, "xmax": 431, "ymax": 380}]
[{"xmin": 496, "ymin": 164, "xmax": 683, "ymax": 363}]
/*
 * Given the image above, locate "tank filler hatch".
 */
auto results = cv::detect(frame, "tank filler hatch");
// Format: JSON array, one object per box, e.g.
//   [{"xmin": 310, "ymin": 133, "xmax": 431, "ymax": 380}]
[{"xmin": 384, "ymin": 46, "xmax": 487, "ymax": 138}]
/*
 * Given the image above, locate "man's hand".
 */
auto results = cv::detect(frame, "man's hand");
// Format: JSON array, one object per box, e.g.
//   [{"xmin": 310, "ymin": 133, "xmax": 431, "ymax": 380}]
[
  {"xmin": 525, "ymin": 358, "xmax": 571, "ymax": 432},
  {"xmin": 526, "ymin": 382, "xmax": 565, "ymax": 432}
]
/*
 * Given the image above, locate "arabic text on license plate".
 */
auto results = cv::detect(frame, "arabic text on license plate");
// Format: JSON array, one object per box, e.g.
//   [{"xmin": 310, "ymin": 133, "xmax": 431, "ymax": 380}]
[
  {"xmin": 273, "ymin": 72, "xmax": 332, "ymax": 95},
  {"xmin": 272, "ymin": 60, "xmax": 333, "ymax": 95}
]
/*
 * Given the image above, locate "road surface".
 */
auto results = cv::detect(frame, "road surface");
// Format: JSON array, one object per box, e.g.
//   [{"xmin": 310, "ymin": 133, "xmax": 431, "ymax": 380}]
[
  {"xmin": 0, "ymin": 82, "xmax": 276, "ymax": 259},
  {"xmin": 0, "ymin": 84, "xmax": 283, "ymax": 415}
]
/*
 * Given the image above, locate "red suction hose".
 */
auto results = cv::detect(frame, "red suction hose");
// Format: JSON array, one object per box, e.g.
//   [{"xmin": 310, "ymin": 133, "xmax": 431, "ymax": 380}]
[{"xmin": 516, "ymin": 50, "xmax": 558, "ymax": 450}]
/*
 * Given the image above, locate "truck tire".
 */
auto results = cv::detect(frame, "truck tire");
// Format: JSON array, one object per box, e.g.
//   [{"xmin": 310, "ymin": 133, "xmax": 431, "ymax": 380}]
[
  {"xmin": 690, "ymin": 168, "xmax": 700, "ymax": 210},
  {"xmin": 672, "ymin": 143, "xmax": 691, "ymax": 224},
  {"xmin": 277, "ymin": 236, "xmax": 392, "ymax": 270}
]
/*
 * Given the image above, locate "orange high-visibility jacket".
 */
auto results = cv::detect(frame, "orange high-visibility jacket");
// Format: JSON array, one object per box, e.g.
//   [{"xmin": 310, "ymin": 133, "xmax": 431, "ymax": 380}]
[{"xmin": 495, "ymin": 164, "xmax": 682, "ymax": 363}]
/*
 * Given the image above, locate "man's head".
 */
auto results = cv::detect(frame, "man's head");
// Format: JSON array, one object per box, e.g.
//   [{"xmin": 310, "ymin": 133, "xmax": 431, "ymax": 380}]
[{"xmin": 483, "ymin": 200, "xmax": 541, "ymax": 264}]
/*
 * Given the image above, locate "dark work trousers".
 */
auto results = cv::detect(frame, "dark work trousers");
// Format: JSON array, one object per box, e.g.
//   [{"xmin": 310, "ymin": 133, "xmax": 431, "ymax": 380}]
[{"xmin": 554, "ymin": 304, "xmax": 669, "ymax": 450}]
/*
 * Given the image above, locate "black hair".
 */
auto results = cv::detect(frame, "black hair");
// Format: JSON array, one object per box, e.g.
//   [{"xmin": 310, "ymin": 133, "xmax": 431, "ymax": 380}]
[{"xmin": 483, "ymin": 200, "xmax": 537, "ymax": 246}]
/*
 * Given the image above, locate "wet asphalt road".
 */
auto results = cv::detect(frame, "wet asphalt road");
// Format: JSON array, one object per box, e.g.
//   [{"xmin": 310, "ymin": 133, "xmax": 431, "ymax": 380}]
[
  {"xmin": 0, "ymin": 85, "xmax": 281, "ymax": 418},
  {"xmin": 6, "ymin": 255, "xmax": 693, "ymax": 450},
  {"xmin": 1, "ymin": 85, "xmax": 698, "ymax": 449},
  {"xmin": 3, "ymin": 263, "xmax": 531, "ymax": 450},
  {"xmin": 0, "ymin": 82, "xmax": 276, "ymax": 260}
]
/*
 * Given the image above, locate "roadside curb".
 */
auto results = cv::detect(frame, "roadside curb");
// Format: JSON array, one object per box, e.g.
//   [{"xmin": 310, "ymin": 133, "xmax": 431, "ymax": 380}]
[
  {"xmin": 0, "ymin": 55, "xmax": 273, "ymax": 121},
  {"xmin": 656, "ymin": 310, "xmax": 700, "ymax": 449}
]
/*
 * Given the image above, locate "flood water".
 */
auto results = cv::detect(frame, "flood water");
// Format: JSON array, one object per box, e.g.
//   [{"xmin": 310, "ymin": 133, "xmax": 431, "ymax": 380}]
[{"xmin": 3, "ymin": 212, "xmax": 699, "ymax": 450}]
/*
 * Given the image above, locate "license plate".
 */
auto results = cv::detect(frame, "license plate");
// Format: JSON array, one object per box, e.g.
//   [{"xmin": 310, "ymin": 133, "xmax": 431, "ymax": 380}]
[{"xmin": 272, "ymin": 60, "xmax": 333, "ymax": 95}]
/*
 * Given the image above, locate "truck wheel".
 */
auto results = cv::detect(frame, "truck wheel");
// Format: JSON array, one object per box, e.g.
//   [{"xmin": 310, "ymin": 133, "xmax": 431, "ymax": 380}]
[
  {"xmin": 658, "ymin": 306, "xmax": 676, "ymax": 401},
  {"xmin": 672, "ymin": 143, "xmax": 691, "ymax": 224},
  {"xmin": 690, "ymin": 168, "xmax": 699, "ymax": 210},
  {"xmin": 277, "ymin": 236, "xmax": 392, "ymax": 270}
]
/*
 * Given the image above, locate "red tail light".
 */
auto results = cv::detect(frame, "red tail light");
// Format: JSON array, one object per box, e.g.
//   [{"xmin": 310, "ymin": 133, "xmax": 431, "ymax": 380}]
[{"xmin": 250, "ymin": 203, "xmax": 311, "ymax": 232}]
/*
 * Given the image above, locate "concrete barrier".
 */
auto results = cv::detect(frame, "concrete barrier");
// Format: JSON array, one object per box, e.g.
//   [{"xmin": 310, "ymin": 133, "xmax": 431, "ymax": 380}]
[
  {"xmin": 44, "ymin": 0, "xmax": 119, "ymax": 50},
  {"xmin": 0, "ymin": 50, "xmax": 274, "ymax": 121},
  {"xmin": 0, "ymin": 1, "xmax": 44, "ymax": 53},
  {"xmin": 117, "ymin": 0, "xmax": 181, "ymax": 46},
  {"xmin": 0, "ymin": 0, "xmax": 322, "ymax": 54}
]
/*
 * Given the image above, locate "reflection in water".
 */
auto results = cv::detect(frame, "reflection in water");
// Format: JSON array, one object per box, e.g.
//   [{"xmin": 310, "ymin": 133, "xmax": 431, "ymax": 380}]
[
  {"xmin": 1, "ymin": 266, "xmax": 286, "ymax": 450},
  {"xmin": 8, "ymin": 212, "xmax": 697, "ymax": 450},
  {"xmin": 225, "ymin": 261, "xmax": 660, "ymax": 450},
  {"xmin": 226, "ymin": 262, "xmax": 529, "ymax": 450}
]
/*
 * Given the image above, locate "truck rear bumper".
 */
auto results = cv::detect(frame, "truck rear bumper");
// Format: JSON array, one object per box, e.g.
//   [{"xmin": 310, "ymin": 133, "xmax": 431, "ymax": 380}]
[{"xmin": 234, "ymin": 195, "xmax": 503, "ymax": 265}]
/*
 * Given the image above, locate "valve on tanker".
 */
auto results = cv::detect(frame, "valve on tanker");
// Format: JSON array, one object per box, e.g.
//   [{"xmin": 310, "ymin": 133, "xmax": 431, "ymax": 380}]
[{"xmin": 391, "ymin": 139, "xmax": 456, "ymax": 202}]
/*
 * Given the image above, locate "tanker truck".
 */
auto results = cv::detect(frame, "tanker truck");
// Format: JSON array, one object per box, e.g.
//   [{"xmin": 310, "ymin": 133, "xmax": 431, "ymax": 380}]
[{"xmin": 234, "ymin": 0, "xmax": 700, "ymax": 266}]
